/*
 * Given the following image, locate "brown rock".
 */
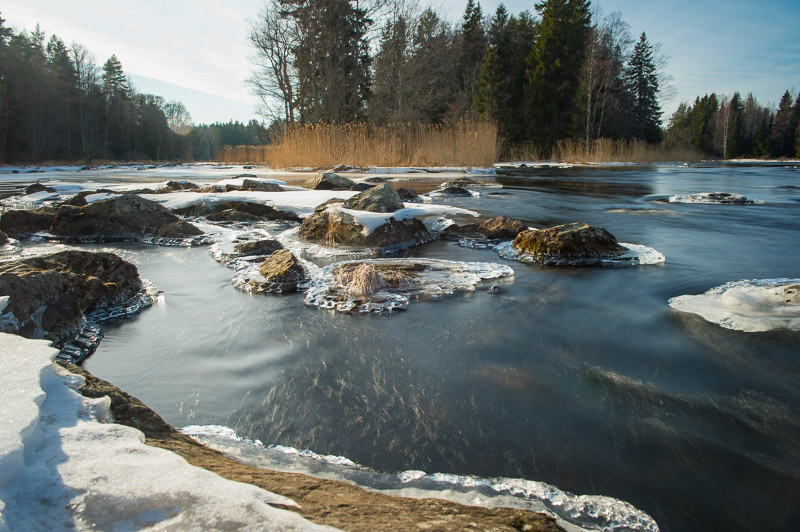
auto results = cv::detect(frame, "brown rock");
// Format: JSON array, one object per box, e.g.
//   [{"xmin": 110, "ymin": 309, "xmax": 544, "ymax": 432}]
[
  {"xmin": 241, "ymin": 179, "xmax": 285, "ymax": 192},
  {"xmin": 233, "ymin": 239, "xmax": 283, "ymax": 256},
  {"xmin": 299, "ymin": 208, "xmax": 433, "ymax": 250},
  {"xmin": 479, "ymin": 216, "xmax": 526, "ymax": 239},
  {"xmin": 174, "ymin": 201, "xmax": 300, "ymax": 222},
  {"xmin": 302, "ymin": 172, "xmax": 358, "ymax": 191},
  {"xmin": 257, "ymin": 249, "xmax": 306, "ymax": 292},
  {"xmin": 0, "ymin": 207, "xmax": 58, "ymax": 236},
  {"xmin": 396, "ymin": 188, "xmax": 419, "ymax": 201},
  {"xmin": 342, "ymin": 184, "xmax": 404, "ymax": 213},
  {"xmin": 0, "ymin": 251, "xmax": 142, "ymax": 339},
  {"xmin": 513, "ymin": 222, "xmax": 626, "ymax": 261}
]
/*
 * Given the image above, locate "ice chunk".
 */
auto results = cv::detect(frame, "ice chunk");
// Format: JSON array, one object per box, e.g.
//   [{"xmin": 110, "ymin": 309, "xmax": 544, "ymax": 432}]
[
  {"xmin": 669, "ymin": 278, "xmax": 800, "ymax": 332},
  {"xmin": 304, "ymin": 258, "xmax": 514, "ymax": 314},
  {"xmin": 495, "ymin": 241, "xmax": 665, "ymax": 267},
  {"xmin": 668, "ymin": 192, "xmax": 762, "ymax": 205}
]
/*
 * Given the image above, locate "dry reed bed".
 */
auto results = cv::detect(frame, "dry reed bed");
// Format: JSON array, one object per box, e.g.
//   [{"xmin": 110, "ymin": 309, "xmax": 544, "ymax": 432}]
[
  {"xmin": 216, "ymin": 122, "xmax": 700, "ymax": 167},
  {"xmin": 216, "ymin": 121, "xmax": 499, "ymax": 168}
]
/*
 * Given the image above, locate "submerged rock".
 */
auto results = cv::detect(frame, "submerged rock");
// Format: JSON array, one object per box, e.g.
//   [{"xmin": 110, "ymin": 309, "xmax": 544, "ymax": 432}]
[
  {"xmin": 50, "ymin": 194, "xmax": 203, "ymax": 238},
  {"xmin": 0, "ymin": 250, "xmax": 143, "ymax": 340},
  {"xmin": 342, "ymin": 184, "xmax": 404, "ymax": 212},
  {"xmin": 303, "ymin": 171, "xmax": 358, "ymax": 191},
  {"xmin": 513, "ymin": 223, "xmax": 626, "ymax": 263}
]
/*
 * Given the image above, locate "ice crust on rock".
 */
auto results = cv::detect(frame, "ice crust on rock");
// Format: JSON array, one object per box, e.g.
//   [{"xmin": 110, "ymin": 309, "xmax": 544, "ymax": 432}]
[
  {"xmin": 495, "ymin": 241, "xmax": 665, "ymax": 267},
  {"xmin": 182, "ymin": 424, "xmax": 659, "ymax": 532},
  {"xmin": 669, "ymin": 278, "xmax": 800, "ymax": 332},
  {"xmin": 0, "ymin": 333, "xmax": 334, "ymax": 531},
  {"xmin": 304, "ymin": 258, "xmax": 514, "ymax": 313},
  {"xmin": 668, "ymin": 192, "xmax": 763, "ymax": 205}
]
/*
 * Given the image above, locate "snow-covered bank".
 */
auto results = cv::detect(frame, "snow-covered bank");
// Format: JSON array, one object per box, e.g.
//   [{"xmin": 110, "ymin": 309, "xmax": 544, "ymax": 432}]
[{"xmin": 0, "ymin": 333, "xmax": 334, "ymax": 531}]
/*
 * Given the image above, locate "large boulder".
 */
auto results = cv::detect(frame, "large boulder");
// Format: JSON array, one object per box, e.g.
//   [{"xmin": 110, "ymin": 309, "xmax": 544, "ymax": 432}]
[
  {"xmin": 299, "ymin": 207, "xmax": 433, "ymax": 251},
  {"xmin": 257, "ymin": 249, "xmax": 306, "ymax": 292},
  {"xmin": 50, "ymin": 194, "xmax": 203, "ymax": 238},
  {"xmin": 0, "ymin": 250, "xmax": 142, "ymax": 339},
  {"xmin": 342, "ymin": 184, "xmax": 404, "ymax": 212},
  {"xmin": 0, "ymin": 207, "xmax": 58, "ymax": 236},
  {"xmin": 512, "ymin": 222, "xmax": 627, "ymax": 261},
  {"xmin": 302, "ymin": 172, "xmax": 358, "ymax": 191}
]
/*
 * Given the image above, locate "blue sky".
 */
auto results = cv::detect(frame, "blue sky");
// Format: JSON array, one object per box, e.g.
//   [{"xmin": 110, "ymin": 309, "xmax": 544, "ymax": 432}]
[{"xmin": 3, "ymin": 0, "xmax": 799, "ymax": 124}]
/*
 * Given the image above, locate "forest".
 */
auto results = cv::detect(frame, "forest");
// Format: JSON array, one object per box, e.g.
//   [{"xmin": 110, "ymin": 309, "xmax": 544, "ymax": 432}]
[{"xmin": 1, "ymin": 1, "xmax": 799, "ymax": 164}]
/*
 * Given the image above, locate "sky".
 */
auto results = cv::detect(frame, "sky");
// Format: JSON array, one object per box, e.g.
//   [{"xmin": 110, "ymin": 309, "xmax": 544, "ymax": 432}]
[{"xmin": 3, "ymin": 0, "xmax": 799, "ymax": 125}]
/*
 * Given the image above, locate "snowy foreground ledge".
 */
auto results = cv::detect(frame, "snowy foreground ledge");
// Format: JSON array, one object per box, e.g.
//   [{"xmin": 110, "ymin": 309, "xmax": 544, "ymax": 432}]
[{"xmin": 0, "ymin": 333, "xmax": 334, "ymax": 531}]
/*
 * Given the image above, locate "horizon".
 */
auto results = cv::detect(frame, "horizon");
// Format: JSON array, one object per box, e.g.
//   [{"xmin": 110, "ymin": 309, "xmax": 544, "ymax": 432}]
[{"xmin": 3, "ymin": 0, "xmax": 799, "ymax": 125}]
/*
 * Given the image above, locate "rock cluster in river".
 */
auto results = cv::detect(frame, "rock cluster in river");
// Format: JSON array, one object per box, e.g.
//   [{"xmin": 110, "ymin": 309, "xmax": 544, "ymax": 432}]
[
  {"xmin": 0, "ymin": 194, "xmax": 202, "ymax": 239},
  {"xmin": 513, "ymin": 222, "xmax": 627, "ymax": 262},
  {"xmin": 0, "ymin": 250, "xmax": 143, "ymax": 340}
]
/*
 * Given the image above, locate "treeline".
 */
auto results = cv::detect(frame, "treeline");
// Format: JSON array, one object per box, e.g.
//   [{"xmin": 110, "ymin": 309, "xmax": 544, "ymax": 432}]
[
  {"xmin": 665, "ymin": 90, "xmax": 800, "ymax": 159},
  {"xmin": 185, "ymin": 120, "xmax": 270, "ymax": 161},
  {"xmin": 249, "ymin": 0, "xmax": 664, "ymax": 154},
  {"xmin": 0, "ymin": 14, "xmax": 193, "ymax": 164}
]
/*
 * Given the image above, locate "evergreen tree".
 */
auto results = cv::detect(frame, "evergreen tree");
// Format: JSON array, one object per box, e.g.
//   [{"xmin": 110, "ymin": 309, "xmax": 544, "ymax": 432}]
[
  {"xmin": 690, "ymin": 94, "xmax": 718, "ymax": 153},
  {"xmin": 458, "ymin": 0, "xmax": 486, "ymax": 101},
  {"xmin": 770, "ymin": 89, "xmax": 796, "ymax": 157},
  {"xmin": 473, "ymin": 4, "xmax": 512, "ymax": 135},
  {"xmin": 524, "ymin": 0, "xmax": 591, "ymax": 150},
  {"xmin": 725, "ymin": 92, "xmax": 743, "ymax": 158},
  {"xmin": 624, "ymin": 32, "xmax": 661, "ymax": 142}
]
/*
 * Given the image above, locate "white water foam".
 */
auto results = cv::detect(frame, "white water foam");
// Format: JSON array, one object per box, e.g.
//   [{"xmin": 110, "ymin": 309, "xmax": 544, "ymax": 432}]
[
  {"xmin": 669, "ymin": 278, "xmax": 800, "ymax": 332},
  {"xmin": 668, "ymin": 192, "xmax": 763, "ymax": 205}
]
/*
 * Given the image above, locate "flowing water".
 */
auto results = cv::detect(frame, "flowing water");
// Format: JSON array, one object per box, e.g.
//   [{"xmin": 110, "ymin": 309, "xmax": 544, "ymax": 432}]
[{"xmin": 10, "ymin": 163, "xmax": 799, "ymax": 531}]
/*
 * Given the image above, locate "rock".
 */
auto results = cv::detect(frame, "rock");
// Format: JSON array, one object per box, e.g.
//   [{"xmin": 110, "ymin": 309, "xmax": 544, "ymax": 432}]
[
  {"xmin": 350, "ymin": 182, "xmax": 374, "ymax": 191},
  {"xmin": 257, "ymin": 249, "xmax": 306, "ymax": 292},
  {"xmin": 0, "ymin": 231, "xmax": 8, "ymax": 245},
  {"xmin": 299, "ymin": 207, "xmax": 433, "ymax": 251},
  {"xmin": 50, "ymin": 194, "xmax": 202, "ymax": 238},
  {"xmin": 437, "ymin": 186, "xmax": 473, "ymax": 197},
  {"xmin": 441, "ymin": 223, "xmax": 482, "ymax": 240},
  {"xmin": 224, "ymin": 184, "xmax": 242, "ymax": 192},
  {"xmin": 241, "ymin": 179, "xmax": 285, "ymax": 192},
  {"xmin": 64, "ymin": 193, "xmax": 90, "ymax": 207},
  {"xmin": 235, "ymin": 174, "xmax": 257, "ymax": 178},
  {"xmin": 396, "ymin": 188, "xmax": 419, "ymax": 201},
  {"xmin": 0, "ymin": 250, "xmax": 142, "ymax": 339},
  {"xmin": 443, "ymin": 176, "xmax": 483, "ymax": 187},
  {"xmin": 302, "ymin": 172, "xmax": 357, "ymax": 191},
  {"xmin": 479, "ymin": 216, "xmax": 526, "ymax": 239},
  {"xmin": 24, "ymin": 183, "xmax": 57, "ymax": 195},
  {"xmin": 198, "ymin": 186, "xmax": 223, "ymax": 193},
  {"xmin": 313, "ymin": 198, "xmax": 345, "ymax": 213},
  {"xmin": 364, "ymin": 177, "xmax": 390, "ymax": 183},
  {"xmin": 206, "ymin": 210, "xmax": 267, "ymax": 223},
  {"xmin": 174, "ymin": 200, "xmax": 300, "ymax": 222},
  {"xmin": 157, "ymin": 181, "xmax": 199, "ymax": 193},
  {"xmin": 234, "ymin": 239, "xmax": 283, "ymax": 256},
  {"xmin": 0, "ymin": 207, "xmax": 58, "ymax": 236},
  {"xmin": 342, "ymin": 184, "xmax": 404, "ymax": 212},
  {"xmin": 513, "ymin": 222, "xmax": 627, "ymax": 261}
]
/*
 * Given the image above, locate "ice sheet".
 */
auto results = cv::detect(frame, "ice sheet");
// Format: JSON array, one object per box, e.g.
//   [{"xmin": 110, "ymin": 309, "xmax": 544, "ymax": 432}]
[
  {"xmin": 0, "ymin": 333, "xmax": 334, "ymax": 531},
  {"xmin": 669, "ymin": 278, "xmax": 800, "ymax": 332}
]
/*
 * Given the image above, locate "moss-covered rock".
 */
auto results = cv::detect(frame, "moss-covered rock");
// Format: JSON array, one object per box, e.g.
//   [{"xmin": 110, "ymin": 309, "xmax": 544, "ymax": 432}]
[
  {"xmin": 513, "ymin": 222, "xmax": 626, "ymax": 261},
  {"xmin": 342, "ymin": 184, "xmax": 404, "ymax": 212}
]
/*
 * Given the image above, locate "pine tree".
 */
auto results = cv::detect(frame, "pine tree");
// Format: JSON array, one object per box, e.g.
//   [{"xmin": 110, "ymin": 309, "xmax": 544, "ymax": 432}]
[
  {"xmin": 524, "ymin": 0, "xmax": 592, "ymax": 150},
  {"xmin": 624, "ymin": 32, "xmax": 661, "ymax": 143},
  {"xmin": 770, "ymin": 89, "xmax": 796, "ymax": 157},
  {"xmin": 473, "ymin": 4, "xmax": 511, "ymax": 134},
  {"xmin": 690, "ymin": 94, "xmax": 718, "ymax": 153}
]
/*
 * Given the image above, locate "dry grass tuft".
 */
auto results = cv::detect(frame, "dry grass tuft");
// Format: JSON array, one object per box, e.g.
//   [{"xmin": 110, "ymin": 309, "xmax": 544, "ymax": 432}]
[
  {"xmin": 504, "ymin": 138, "xmax": 700, "ymax": 164},
  {"xmin": 335, "ymin": 263, "xmax": 414, "ymax": 297},
  {"xmin": 216, "ymin": 120, "xmax": 499, "ymax": 168}
]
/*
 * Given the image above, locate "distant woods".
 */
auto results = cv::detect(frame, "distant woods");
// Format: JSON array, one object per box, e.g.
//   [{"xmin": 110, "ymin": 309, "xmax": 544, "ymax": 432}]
[{"xmin": 2, "ymin": 3, "xmax": 799, "ymax": 164}]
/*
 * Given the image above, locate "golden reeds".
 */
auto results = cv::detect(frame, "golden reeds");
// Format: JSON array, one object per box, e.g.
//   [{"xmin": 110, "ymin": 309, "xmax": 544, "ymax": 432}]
[
  {"xmin": 335, "ymin": 263, "xmax": 414, "ymax": 298},
  {"xmin": 215, "ymin": 120, "xmax": 499, "ymax": 168}
]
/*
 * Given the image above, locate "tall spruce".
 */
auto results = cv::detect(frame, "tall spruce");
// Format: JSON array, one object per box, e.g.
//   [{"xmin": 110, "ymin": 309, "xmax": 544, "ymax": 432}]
[
  {"xmin": 524, "ymin": 0, "xmax": 591, "ymax": 150},
  {"xmin": 459, "ymin": 0, "xmax": 486, "ymax": 103},
  {"xmin": 624, "ymin": 32, "xmax": 661, "ymax": 142},
  {"xmin": 473, "ymin": 4, "xmax": 511, "ymax": 135},
  {"xmin": 770, "ymin": 89, "xmax": 796, "ymax": 157}
]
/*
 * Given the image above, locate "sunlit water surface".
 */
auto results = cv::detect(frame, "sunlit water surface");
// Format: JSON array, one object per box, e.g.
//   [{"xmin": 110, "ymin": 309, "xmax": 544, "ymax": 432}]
[{"xmin": 37, "ymin": 163, "xmax": 799, "ymax": 531}]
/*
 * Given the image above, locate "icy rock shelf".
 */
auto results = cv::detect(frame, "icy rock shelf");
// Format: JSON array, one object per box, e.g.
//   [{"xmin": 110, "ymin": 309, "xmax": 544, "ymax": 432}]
[
  {"xmin": 668, "ymin": 192, "xmax": 763, "ymax": 205},
  {"xmin": 182, "ymin": 424, "xmax": 659, "ymax": 532},
  {"xmin": 669, "ymin": 278, "xmax": 800, "ymax": 332}
]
